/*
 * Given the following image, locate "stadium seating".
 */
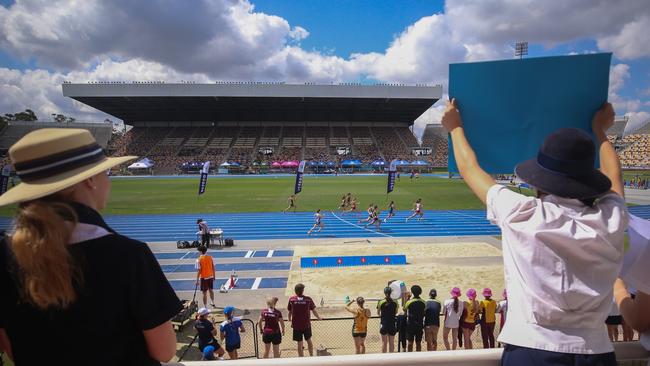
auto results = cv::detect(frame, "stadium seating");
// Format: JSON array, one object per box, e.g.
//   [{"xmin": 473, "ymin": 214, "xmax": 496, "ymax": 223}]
[
  {"xmin": 422, "ymin": 124, "xmax": 448, "ymax": 167},
  {"xmin": 95, "ymin": 123, "xmax": 437, "ymax": 173},
  {"xmin": 615, "ymin": 134, "xmax": 650, "ymax": 168}
]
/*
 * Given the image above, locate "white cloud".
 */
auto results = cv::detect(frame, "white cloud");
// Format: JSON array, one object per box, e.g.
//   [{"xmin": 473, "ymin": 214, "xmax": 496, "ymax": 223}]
[
  {"xmin": 288, "ymin": 26, "xmax": 309, "ymax": 41},
  {"xmin": 1, "ymin": 0, "xmax": 649, "ymax": 125},
  {"xmin": 597, "ymin": 15, "xmax": 650, "ymax": 59}
]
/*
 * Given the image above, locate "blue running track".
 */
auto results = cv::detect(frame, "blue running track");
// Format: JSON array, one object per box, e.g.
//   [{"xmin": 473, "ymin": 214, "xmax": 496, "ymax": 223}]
[{"xmin": 0, "ymin": 206, "xmax": 648, "ymax": 242}]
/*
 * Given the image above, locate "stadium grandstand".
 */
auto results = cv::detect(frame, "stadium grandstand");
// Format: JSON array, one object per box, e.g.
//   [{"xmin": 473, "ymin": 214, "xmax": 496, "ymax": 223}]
[
  {"xmin": 0, "ymin": 120, "xmax": 113, "ymax": 168},
  {"xmin": 606, "ymin": 116, "xmax": 650, "ymax": 169},
  {"xmin": 61, "ymin": 82, "xmax": 442, "ymax": 174}
]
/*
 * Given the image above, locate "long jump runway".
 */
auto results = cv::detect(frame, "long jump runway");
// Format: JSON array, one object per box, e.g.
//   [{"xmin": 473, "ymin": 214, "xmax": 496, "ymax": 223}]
[{"xmin": 0, "ymin": 206, "xmax": 648, "ymax": 242}]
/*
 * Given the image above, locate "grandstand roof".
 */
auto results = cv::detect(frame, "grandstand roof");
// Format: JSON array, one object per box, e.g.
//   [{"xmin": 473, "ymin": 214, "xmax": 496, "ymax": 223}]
[
  {"xmin": 62, "ymin": 83, "xmax": 442, "ymax": 126},
  {"xmin": 607, "ymin": 116, "xmax": 628, "ymax": 137}
]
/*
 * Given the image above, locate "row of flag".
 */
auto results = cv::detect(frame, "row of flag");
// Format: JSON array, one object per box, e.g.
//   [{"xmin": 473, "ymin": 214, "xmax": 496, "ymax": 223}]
[{"xmin": 197, "ymin": 159, "xmax": 399, "ymax": 196}]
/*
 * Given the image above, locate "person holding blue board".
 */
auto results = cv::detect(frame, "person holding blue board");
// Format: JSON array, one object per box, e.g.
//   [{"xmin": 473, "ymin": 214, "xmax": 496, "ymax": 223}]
[{"xmin": 442, "ymin": 98, "xmax": 626, "ymax": 366}]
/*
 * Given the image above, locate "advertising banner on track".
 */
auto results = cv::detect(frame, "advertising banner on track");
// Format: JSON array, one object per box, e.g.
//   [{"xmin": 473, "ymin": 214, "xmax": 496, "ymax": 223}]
[
  {"xmin": 0, "ymin": 165, "xmax": 11, "ymax": 195},
  {"xmin": 198, "ymin": 161, "xmax": 210, "ymax": 195},
  {"xmin": 387, "ymin": 159, "xmax": 398, "ymax": 194},
  {"xmin": 294, "ymin": 160, "xmax": 306, "ymax": 194}
]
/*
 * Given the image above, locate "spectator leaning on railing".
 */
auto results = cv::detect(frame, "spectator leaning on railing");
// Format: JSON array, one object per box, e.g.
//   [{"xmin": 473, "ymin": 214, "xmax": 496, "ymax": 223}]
[
  {"xmin": 442, "ymin": 100, "xmax": 627, "ymax": 366},
  {"xmin": 0, "ymin": 129, "xmax": 181, "ymax": 365}
]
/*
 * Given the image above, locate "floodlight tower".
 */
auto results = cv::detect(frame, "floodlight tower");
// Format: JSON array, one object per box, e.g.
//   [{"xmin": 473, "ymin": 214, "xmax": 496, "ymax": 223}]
[{"xmin": 515, "ymin": 41, "xmax": 528, "ymax": 59}]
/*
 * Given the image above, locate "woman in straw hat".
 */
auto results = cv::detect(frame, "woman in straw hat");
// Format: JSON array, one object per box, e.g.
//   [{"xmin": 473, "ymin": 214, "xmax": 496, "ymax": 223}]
[
  {"xmin": 442, "ymin": 100, "xmax": 626, "ymax": 365},
  {"xmin": 0, "ymin": 129, "xmax": 182, "ymax": 365}
]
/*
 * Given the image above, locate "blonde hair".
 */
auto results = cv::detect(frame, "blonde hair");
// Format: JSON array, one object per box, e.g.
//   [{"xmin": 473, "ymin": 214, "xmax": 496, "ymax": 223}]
[
  {"xmin": 266, "ymin": 296, "xmax": 278, "ymax": 307},
  {"xmin": 10, "ymin": 199, "xmax": 81, "ymax": 309}
]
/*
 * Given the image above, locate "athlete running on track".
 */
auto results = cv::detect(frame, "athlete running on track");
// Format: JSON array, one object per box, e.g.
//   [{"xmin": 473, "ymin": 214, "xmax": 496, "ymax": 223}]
[
  {"xmin": 338, "ymin": 195, "xmax": 347, "ymax": 210},
  {"xmin": 358, "ymin": 204, "xmax": 374, "ymax": 225},
  {"xmin": 307, "ymin": 209, "xmax": 324, "ymax": 235},
  {"xmin": 283, "ymin": 194, "xmax": 297, "ymax": 213},
  {"xmin": 384, "ymin": 201, "xmax": 396, "ymax": 223},
  {"xmin": 405, "ymin": 198, "xmax": 424, "ymax": 222},
  {"xmin": 366, "ymin": 205, "xmax": 381, "ymax": 229}
]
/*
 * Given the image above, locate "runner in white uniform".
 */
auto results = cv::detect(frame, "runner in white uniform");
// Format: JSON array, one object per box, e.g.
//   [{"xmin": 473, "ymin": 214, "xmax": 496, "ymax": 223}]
[
  {"xmin": 405, "ymin": 198, "xmax": 423, "ymax": 222},
  {"xmin": 307, "ymin": 209, "xmax": 324, "ymax": 235}
]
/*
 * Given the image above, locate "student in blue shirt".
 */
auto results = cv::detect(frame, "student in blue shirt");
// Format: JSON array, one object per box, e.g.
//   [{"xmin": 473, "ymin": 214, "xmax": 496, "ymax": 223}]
[{"xmin": 220, "ymin": 306, "xmax": 246, "ymax": 360}]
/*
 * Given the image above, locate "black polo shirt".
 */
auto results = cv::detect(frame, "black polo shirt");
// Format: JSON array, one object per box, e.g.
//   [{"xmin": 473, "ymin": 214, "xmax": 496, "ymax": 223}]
[{"xmin": 0, "ymin": 202, "xmax": 182, "ymax": 365}]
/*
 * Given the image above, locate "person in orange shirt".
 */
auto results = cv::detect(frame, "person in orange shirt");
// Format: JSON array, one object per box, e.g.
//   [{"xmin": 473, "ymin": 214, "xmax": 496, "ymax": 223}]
[
  {"xmin": 479, "ymin": 288, "xmax": 497, "ymax": 348},
  {"xmin": 196, "ymin": 246, "xmax": 216, "ymax": 308}
]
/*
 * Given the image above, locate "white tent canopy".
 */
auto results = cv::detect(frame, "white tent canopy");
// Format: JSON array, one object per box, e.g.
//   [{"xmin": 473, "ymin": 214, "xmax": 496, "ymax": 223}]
[{"xmin": 128, "ymin": 158, "xmax": 154, "ymax": 169}]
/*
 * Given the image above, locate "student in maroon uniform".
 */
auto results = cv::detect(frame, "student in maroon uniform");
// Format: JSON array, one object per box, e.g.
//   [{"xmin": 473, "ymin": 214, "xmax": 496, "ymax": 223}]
[
  {"xmin": 287, "ymin": 283, "xmax": 322, "ymax": 357},
  {"xmin": 258, "ymin": 296, "xmax": 285, "ymax": 358}
]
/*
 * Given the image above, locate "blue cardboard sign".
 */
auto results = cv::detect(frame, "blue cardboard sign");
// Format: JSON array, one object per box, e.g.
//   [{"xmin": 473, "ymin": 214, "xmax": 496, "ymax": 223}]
[{"xmin": 448, "ymin": 53, "xmax": 611, "ymax": 173}]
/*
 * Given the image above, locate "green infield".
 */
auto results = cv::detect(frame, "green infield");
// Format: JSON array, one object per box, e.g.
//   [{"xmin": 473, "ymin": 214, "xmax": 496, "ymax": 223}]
[{"xmin": 0, "ymin": 175, "xmax": 491, "ymax": 216}]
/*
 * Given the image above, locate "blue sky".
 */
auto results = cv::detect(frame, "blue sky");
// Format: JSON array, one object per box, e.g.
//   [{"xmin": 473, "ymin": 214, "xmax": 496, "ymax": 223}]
[{"xmin": 0, "ymin": 0, "xmax": 648, "ymax": 132}]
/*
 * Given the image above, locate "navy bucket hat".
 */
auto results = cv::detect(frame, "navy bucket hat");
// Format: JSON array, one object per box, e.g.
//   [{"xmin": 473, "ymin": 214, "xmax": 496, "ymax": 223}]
[{"xmin": 514, "ymin": 128, "xmax": 611, "ymax": 199}]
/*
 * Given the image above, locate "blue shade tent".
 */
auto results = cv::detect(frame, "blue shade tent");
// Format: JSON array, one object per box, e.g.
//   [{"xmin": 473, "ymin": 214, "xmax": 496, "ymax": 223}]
[
  {"xmin": 308, "ymin": 161, "xmax": 318, "ymax": 166},
  {"xmin": 371, "ymin": 160, "xmax": 386, "ymax": 166},
  {"xmin": 411, "ymin": 160, "xmax": 429, "ymax": 166},
  {"xmin": 220, "ymin": 162, "xmax": 230, "ymax": 166},
  {"xmin": 317, "ymin": 161, "xmax": 326, "ymax": 166},
  {"xmin": 229, "ymin": 162, "xmax": 241, "ymax": 166},
  {"xmin": 341, "ymin": 159, "xmax": 362, "ymax": 166},
  {"xmin": 326, "ymin": 161, "xmax": 336, "ymax": 166},
  {"xmin": 396, "ymin": 160, "xmax": 410, "ymax": 165}
]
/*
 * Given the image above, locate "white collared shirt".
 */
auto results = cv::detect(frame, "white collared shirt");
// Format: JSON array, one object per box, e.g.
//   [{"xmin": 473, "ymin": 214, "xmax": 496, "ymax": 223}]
[{"xmin": 487, "ymin": 184, "xmax": 627, "ymax": 354}]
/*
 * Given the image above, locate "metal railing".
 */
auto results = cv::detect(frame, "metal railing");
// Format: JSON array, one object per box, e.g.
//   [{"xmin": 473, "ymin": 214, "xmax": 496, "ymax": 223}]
[
  {"xmin": 250, "ymin": 316, "xmax": 502, "ymax": 358},
  {"xmin": 167, "ymin": 342, "xmax": 648, "ymax": 366}
]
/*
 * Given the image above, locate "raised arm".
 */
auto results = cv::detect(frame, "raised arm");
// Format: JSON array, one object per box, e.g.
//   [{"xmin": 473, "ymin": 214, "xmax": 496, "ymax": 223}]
[
  {"xmin": 614, "ymin": 279, "xmax": 650, "ymax": 333},
  {"xmin": 345, "ymin": 300, "xmax": 356, "ymax": 314},
  {"xmin": 592, "ymin": 102, "xmax": 624, "ymax": 197},
  {"xmin": 441, "ymin": 99, "xmax": 496, "ymax": 204}
]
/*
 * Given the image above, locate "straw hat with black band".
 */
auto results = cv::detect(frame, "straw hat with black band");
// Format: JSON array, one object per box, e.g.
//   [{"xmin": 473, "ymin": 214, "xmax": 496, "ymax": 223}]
[{"xmin": 0, "ymin": 128, "xmax": 136, "ymax": 207}]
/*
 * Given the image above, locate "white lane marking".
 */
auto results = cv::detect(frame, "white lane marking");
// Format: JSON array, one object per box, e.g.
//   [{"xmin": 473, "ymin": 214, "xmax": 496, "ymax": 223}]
[
  {"xmin": 244, "ymin": 250, "xmax": 253, "ymax": 258},
  {"xmin": 329, "ymin": 211, "xmax": 393, "ymax": 238},
  {"xmin": 267, "ymin": 250, "xmax": 274, "ymax": 258},
  {"xmin": 251, "ymin": 277, "xmax": 262, "ymax": 290}
]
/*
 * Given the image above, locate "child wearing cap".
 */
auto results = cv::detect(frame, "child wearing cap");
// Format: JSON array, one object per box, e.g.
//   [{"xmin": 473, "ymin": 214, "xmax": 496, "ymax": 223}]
[
  {"xmin": 479, "ymin": 288, "xmax": 497, "ymax": 348},
  {"xmin": 220, "ymin": 306, "xmax": 246, "ymax": 360},
  {"xmin": 443, "ymin": 287, "xmax": 464, "ymax": 350},
  {"xmin": 460, "ymin": 288, "xmax": 479, "ymax": 349},
  {"xmin": 345, "ymin": 296, "xmax": 371, "ymax": 354},
  {"xmin": 443, "ymin": 100, "xmax": 626, "ymax": 364},
  {"xmin": 194, "ymin": 307, "xmax": 225, "ymax": 359}
]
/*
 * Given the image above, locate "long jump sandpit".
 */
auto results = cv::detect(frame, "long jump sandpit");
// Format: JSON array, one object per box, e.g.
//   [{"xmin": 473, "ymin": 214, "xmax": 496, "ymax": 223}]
[{"xmin": 287, "ymin": 238, "xmax": 505, "ymax": 311}]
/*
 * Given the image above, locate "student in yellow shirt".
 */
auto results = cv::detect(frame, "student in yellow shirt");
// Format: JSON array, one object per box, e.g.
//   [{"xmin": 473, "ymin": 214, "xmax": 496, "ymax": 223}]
[
  {"xmin": 479, "ymin": 288, "xmax": 497, "ymax": 348},
  {"xmin": 460, "ymin": 288, "xmax": 479, "ymax": 349},
  {"xmin": 346, "ymin": 297, "xmax": 371, "ymax": 354}
]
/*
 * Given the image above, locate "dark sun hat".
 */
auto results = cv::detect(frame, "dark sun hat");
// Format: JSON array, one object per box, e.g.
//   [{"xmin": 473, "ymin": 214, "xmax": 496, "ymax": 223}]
[{"xmin": 514, "ymin": 128, "xmax": 611, "ymax": 199}]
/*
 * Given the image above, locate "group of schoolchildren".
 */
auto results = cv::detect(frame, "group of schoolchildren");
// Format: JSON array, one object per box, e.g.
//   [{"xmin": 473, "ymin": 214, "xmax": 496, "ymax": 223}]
[
  {"xmin": 370, "ymin": 285, "xmax": 507, "ymax": 354},
  {"xmin": 195, "ymin": 283, "xmax": 321, "ymax": 360}
]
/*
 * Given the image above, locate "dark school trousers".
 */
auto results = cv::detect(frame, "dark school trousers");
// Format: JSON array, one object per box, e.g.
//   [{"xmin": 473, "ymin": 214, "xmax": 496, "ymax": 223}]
[
  {"xmin": 481, "ymin": 321, "xmax": 495, "ymax": 348},
  {"xmin": 501, "ymin": 344, "xmax": 616, "ymax": 366}
]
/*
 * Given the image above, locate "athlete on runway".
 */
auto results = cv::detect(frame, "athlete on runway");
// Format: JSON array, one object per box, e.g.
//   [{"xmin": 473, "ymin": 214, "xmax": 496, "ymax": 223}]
[
  {"xmin": 384, "ymin": 201, "xmax": 396, "ymax": 223},
  {"xmin": 405, "ymin": 198, "xmax": 424, "ymax": 222},
  {"xmin": 307, "ymin": 209, "xmax": 324, "ymax": 235},
  {"xmin": 283, "ymin": 194, "xmax": 297, "ymax": 213},
  {"xmin": 366, "ymin": 205, "xmax": 381, "ymax": 229},
  {"xmin": 338, "ymin": 195, "xmax": 347, "ymax": 211},
  {"xmin": 358, "ymin": 204, "xmax": 374, "ymax": 225}
]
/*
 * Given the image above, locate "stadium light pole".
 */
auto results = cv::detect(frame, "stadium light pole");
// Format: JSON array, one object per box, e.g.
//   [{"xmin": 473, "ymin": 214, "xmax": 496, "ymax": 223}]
[{"xmin": 515, "ymin": 41, "xmax": 528, "ymax": 59}]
